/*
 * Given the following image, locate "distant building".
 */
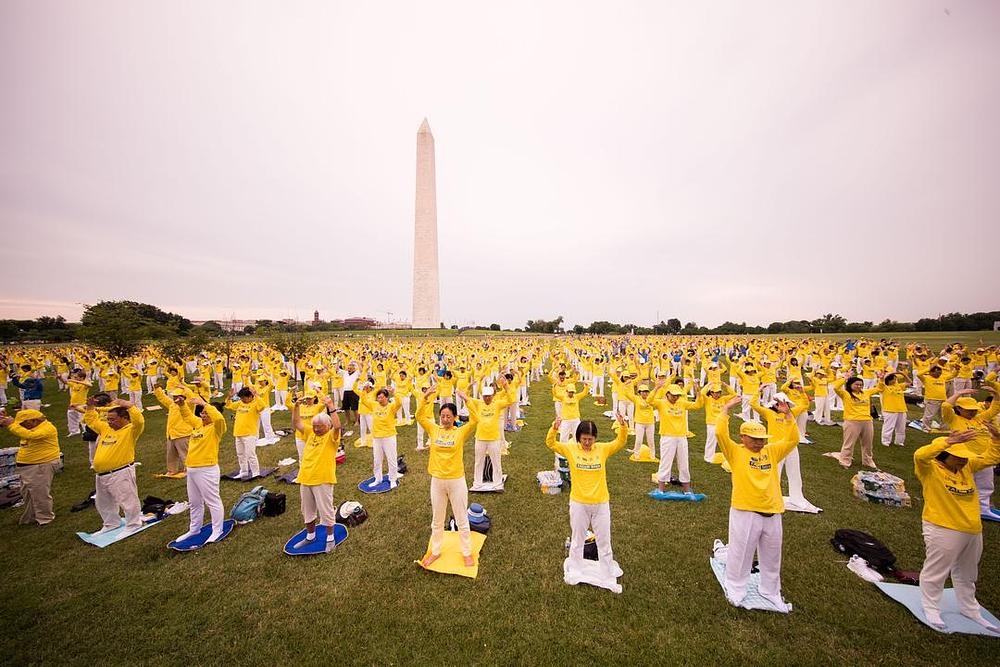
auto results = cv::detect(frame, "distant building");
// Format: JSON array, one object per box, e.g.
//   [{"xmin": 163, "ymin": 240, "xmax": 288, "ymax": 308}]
[{"xmin": 313, "ymin": 310, "xmax": 320, "ymax": 325}]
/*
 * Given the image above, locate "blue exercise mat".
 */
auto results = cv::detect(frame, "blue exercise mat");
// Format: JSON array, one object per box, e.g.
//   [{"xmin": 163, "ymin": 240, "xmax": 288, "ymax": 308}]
[
  {"xmin": 76, "ymin": 516, "xmax": 163, "ymax": 548},
  {"xmin": 276, "ymin": 467, "xmax": 299, "ymax": 484},
  {"xmin": 982, "ymin": 510, "xmax": 1000, "ymax": 524},
  {"xmin": 283, "ymin": 524, "xmax": 349, "ymax": 555},
  {"xmin": 167, "ymin": 519, "xmax": 235, "ymax": 552},
  {"xmin": 222, "ymin": 467, "xmax": 277, "ymax": 481},
  {"xmin": 358, "ymin": 475, "xmax": 397, "ymax": 494},
  {"xmin": 874, "ymin": 581, "xmax": 1000, "ymax": 637},
  {"xmin": 649, "ymin": 490, "xmax": 706, "ymax": 502}
]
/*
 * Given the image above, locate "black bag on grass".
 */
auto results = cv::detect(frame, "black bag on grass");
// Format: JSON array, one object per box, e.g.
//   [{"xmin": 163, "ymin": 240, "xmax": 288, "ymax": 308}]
[
  {"xmin": 831, "ymin": 528, "xmax": 897, "ymax": 575},
  {"xmin": 397, "ymin": 455, "xmax": 408, "ymax": 475},
  {"xmin": 263, "ymin": 492, "xmax": 286, "ymax": 517},
  {"xmin": 142, "ymin": 495, "xmax": 174, "ymax": 519}
]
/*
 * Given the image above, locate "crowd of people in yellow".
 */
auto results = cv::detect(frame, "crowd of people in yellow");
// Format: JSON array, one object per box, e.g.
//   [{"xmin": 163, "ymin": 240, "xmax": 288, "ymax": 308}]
[{"xmin": 1, "ymin": 334, "xmax": 998, "ymax": 630}]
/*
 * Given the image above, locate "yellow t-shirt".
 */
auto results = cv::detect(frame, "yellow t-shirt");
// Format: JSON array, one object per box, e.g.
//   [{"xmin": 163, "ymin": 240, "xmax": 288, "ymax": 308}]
[
  {"xmin": 154, "ymin": 387, "xmax": 194, "ymax": 439},
  {"xmin": 833, "ymin": 379, "xmax": 882, "ymax": 421},
  {"xmin": 359, "ymin": 394, "xmax": 400, "ymax": 438},
  {"xmin": 466, "ymin": 388, "xmax": 515, "ymax": 441},
  {"xmin": 86, "ymin": 407, "xmax": 145, "ymax": 473},
  {"xmin": 545, "ymin": 425, "xmax": 628, "ymax": 504},
  {"xmin": 182, "ymin": 404, "xmax": 227, "ymax": 468},
  {"xmin": 881, "ymin": 383, "xmax": 908, "ymax": 414},
  {"xmin": 416, "ymin": 399, "xmax": 476, "ymax": 479},
  {"xmin": 650, "ymin": 393, "xmax": 704, "ymax": 436},
  {"xmin": 915, "ymin": 437, "xmax": 1000, "ymax": 533},
  {"xmin": 226, "ymin": 397, "xmax": 266, "ymax": 437},
  {"xmin": 68, "ymin": 380, "xmax": 91, "ymax": 406},
  {"xmin": 716, "ymin": 414, "xmax": 799, "ymax": 514},
  {"xmin": 8, "ymin": 420, "xmax": 61, "ymax": 465},
  {"xmin": 297, "ymin": 430, "xmax": 340, "ymax": 486}
]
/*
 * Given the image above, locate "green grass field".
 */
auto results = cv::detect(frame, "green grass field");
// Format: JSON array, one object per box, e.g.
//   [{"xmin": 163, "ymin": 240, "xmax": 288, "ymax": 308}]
[{"xmin": 1, "ymin": 361, "xmax": 998, "ymax": 665}]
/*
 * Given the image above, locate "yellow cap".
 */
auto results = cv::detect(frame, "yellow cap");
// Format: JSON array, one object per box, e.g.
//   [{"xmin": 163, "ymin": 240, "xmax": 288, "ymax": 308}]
[
  {"xmin": 14, "ymin": 409, "xmax": 44, "ymax": 422},
  {"xmin": 954, "ymin": 397, "xmax": 980, "ymax": 412},
  {"xmin": 944, "ymin": 442, "xmax": 977, "ymax": 459},
  {"xmin": 739, "ymin": 421, "xmax": 771, "ymax": 439},
  {"xmin": 666, "ymin": 385, "xmax": 684, "ymax": 396}
]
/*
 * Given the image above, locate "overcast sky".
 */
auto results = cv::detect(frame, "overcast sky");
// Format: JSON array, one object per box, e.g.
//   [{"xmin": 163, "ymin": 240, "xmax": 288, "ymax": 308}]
[{"xmin": 2, "ymin": 1, "xmax": 998, "ymax": 328}]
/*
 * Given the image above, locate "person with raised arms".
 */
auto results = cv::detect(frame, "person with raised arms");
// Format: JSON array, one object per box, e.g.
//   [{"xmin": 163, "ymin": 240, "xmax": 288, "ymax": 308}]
[
  {"xmin": 459, "ymin": 374, "xmax": 516, "ymax": 491},
  {"xmin": 913, "ymin": 426, "xmax": 1000, "ymax": 631},
  {"xmin": 75, "ymin": 397, "xmax": 145, "ymax": 533},
  {"xmin": 825, "ymin": 374, "xmax": 883, "ymax": 469},
  {"xmin": 174, "ymin": 395, "xmax": 227, "ymax": 542},
  {"xmin": 292, "ymin": 395, "xmax": 341, "ymax": 544},
  {"xmin": 648, "ymin": 379, "xmax": 703, "ymax": 494},
  {"xmin": 358, "ymin": 386, "xmax": 402, "ymax": 489},
  {"xmin": 416, "ymin": 386, "xmax": 479, "ymax": 567},
  {"xmin": 0, "ymin": 409, "xmax": 61, "ymax": 525},
  {"xmin": 224, "ymin": 385, "xmax": 266, "ymax": 480},
  {"xmin": 716, "ymin": 394, "xmax": 801, "ymax": 612},
  {"xmin": 546, "ymin": 413, "xmax": 629, "ymax": 582}
]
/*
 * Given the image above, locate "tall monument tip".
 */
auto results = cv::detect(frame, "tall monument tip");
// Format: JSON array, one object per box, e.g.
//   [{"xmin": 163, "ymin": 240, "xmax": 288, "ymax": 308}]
[{"xmin": 418, "ymin": 118, "xmax": 432, "ymax": 134}]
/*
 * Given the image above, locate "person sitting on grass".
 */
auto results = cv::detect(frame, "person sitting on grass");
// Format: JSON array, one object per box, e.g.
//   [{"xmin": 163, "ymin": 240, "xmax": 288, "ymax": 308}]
[
  {"xmin": 716, "ymin": 395, "xmax": 801, "ymax": 612},
  {"xmin": 416, "ymin": 387, "xmax": 479, "ymax": 568},
  {"xmin": 914, "ymin": 426, "xmax": 1000, "ymax": 632}
]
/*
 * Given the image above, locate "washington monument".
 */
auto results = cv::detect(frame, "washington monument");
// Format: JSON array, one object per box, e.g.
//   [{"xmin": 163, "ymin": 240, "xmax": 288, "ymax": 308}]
[{"xmin": 412, "ymin": 118, "xmax": 441, "ymax": 329}]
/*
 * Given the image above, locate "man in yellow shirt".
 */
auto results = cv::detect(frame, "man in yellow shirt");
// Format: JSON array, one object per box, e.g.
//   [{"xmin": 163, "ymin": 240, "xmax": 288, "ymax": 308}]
[
  {"xmin": 648, "ymin": 380, "xmax": 704, "ymax": 494},
  {"xmin": 0, "ymin": 409, "xmax": 61, "ymax": 525},
  {"xmin": 153, "ymin": 385, "xmax": 193, "ymax": 474},
  {"xmin": 942, "ymin": 386, "xmax": 1000, "ymax": 518},
  {"xmin": 461, "ymin": 377, "xmax": 516, "ymax": 491},
  {"xmin": 79, "ymin": 398, "xmax": 146, "ymax": 533},
  {"xmin": 716, "ymin": 396, "xmax": 800, "ymax": 612},
  {"xmin": 66, "ymin": 369, "xmax": 91, "ymax": 437},
  {"xmin": 914, "ymin": 428, "xmax": 1000, "ymax": 631},
  {"xmin": 918, "ymin": 363, "xmax": 956, "ymax": 430}
]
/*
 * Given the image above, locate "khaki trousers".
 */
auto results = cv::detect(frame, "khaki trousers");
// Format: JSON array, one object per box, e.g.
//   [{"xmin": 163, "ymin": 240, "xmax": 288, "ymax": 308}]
[
  {"xmin": 430, "ymin": 476, "xmax": 470, "ymax": 556},
  {"xmin": 95, "ymin": 465, "xmax": 142, "ymax": 530},
  {"xmin": 18, "ymin": 460, "xmax": 59, "ymax": 525},
  {"xmin": 300, "ymin": 483, "xmax": 335, "ymax": 525},
  {"xmin": 838, "ymin": 420, "xmax": 875, "ymax": 467},
  {"xmin": 165, "ymin": 436, "xmax": 189, "ymax": 473}
]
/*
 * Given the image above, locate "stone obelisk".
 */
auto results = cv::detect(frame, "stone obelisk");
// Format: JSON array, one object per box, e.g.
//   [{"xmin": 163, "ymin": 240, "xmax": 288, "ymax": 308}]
[{"xmin": 412, "ymin": 118, "xmax": 441, "ymax": 329}]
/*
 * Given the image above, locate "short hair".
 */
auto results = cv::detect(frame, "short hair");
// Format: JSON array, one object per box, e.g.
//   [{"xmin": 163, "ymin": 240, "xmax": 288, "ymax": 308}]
[
  {"xmin": 311, "ymin": 413, "xmax": 333, "ymax": 429},
  {"xmin": 237, "ymin": 387, "xmax": 253, "ymax": 399},
  {"xmin": 93, "ymin": 392, "xmax": 113, "ymax": 406},
  {"xmin": 576, "ymin": 420, "xmax": 598, "ymax": 441},
  {"xmin": 376, "ymin": 388, "xmax": 390, "ymax": 400},
  {"xmin": 439, "ymin": 402, "xmax": 458, "ymax": 417}
]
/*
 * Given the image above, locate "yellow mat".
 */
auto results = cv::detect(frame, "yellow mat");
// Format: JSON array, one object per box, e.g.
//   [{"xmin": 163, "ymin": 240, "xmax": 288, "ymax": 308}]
[
  {"xmin": 710, "ymin": 453, "xmax": 725, "ymax": 465},
  {"xmin": 415, "ymin": 531, "xmax": 487, "ymax": 579},
  {"xmin": 629, "ymin": 444, "xmax": 658, "ymax": 463},
  {"xmin": 502, "ymin": 443, "xmax": 510, "ymax": 455},
  {"xmin": 145, "ymin": 405, "xmax": 163, "ymax": 411},
  {"xmin": 152, "ymin": 472, "xmax": 187, "ymax": 479},
  {"xmin": 353, "ymin": 435, "xmax": 373, "ymax": 449}
]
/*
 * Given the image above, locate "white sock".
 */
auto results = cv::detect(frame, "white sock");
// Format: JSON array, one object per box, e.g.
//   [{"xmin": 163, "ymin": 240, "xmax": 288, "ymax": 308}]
[
  {"xmin": 306, "ymin": 531, "xmax": 316, "ymax": 541},
  {"xmin": 326, "ymin": 527, "xmax": 336, "ymax": 542},
  {"xmin": 924, "ymin": 609, "xmax": 945, "ymax": 628},
  {"xmin": 177, "ymin": 529, "xmax": 199, "ymax": 541},
  {"xmin": 962, "ymin": 611, "xmax": 999, "ymax": 631}
]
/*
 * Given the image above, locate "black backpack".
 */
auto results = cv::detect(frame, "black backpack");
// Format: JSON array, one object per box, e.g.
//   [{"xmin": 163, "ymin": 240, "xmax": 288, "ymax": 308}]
[
  {"xmin": 263, "ymin": 492, "xmax": 286, "ymax": 517},
  {"xmin": 141, "ymin": 495, "xmax": 174, "ymax": 519},
  {"xmin": 397, "ymin": 455, "xmax": 408, "ymax": 475},
  {"xmin": 831, "ymin": 529, "xmax": 897, "ymax": 575}
]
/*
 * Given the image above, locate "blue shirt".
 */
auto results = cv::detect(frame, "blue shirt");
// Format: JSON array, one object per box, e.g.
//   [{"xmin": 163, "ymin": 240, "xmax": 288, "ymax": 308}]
[{"xmin": 12, "ymin": 376, "xmax": 43, "ymax": 400}]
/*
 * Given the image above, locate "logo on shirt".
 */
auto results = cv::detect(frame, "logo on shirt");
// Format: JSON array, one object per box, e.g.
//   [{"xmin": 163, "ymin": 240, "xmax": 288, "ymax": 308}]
[
  {"xmin": 575, "ymin": 462, "xmax": 602, "ymax": 470},
  {"xmin": 748, "ymin": 455, "xmax": 771, "ymax": 472},
  {"xmin": 944, "ymin": 484, "xmax": 975, "ymax": 496}
]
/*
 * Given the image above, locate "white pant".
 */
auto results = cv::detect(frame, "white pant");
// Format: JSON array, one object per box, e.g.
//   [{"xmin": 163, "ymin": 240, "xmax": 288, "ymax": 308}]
[
  {"xmin": 591, "ymin": 376, "xmax": 605, "ymax": 398},
  {"xmin": 795, "ymin": 410, "xmax": 808, "ymax": 442},
  {"xmin": 740, "ymin": 394, "xmax": 756, "ymax": 422},
  {"xmin": 559, "ymin": 419, "xmax": 580, "ymax": 444},
  {"xmin": 360, "ymin": 414, "xmax": 373, "ymax": 441},
  {"xmin": 186, "ymin": 465, "xmax": 224, "ymax": 534},
  {"xmin": 22, "ymin": 399, "xmax": 41, "ymax": 411},
  {"xmin": 973, "ymin": 467, "xmax": 995, "ymax": 513},
  {"xmin": 569, "ymin": 501, "xmax": 613, "ymax": 567},
  {"xmin": 235, "ymin": 435, "xmax": 260, "ymax": 476},
  {"xmin": 920, "ymin": 521, "xmax": 983, "ymax": 618},
  {"xmin": 416, "ymin": 423, "xmax": 426, "ymax": 448},
  {"xmin": 258, "ymin": 407, "xmax": 276, "ymax": 440},
  {"xmin": 473, "ymin": 439, "xmax": 502, "ymax": 488},
  {"xmin": 95, "ymin": 465, "xmax": 142, "ymax": 530},
  {"xmin": 431, "ymin": 476, "xmax": 471, "ymax": 556},
  {"xmin": 146, "ymin": 376, "xmax": 157, "ymax": 393},
  {"xmin": 373, "ymin": 436, "xmax": 399, "ymax": 483},
  {"xmin": 633, "ymin": 423, "xmax": 654, "ymax": 455},
  {"xmin": 554, "ymin": 401, "xmax": 562, "ymax": 418},
  {"xmin": 273, "ymin": 389, "xmax": 287, "ymax": 409},
  {"xmin": 656, "ymin": 436, "xmax": 689, "ymax": 483},
  {"xmin": 761, "ymin": 383, "xmax": 777, "ymax": 405},
  {"xmin": 300, "ymin": 483, "xmax": 335, "ymax": 525},
  {"xmin": 814, "ymin": 395, "xmax": 831, "ymax": 424},
  {"xmin": 704, "ymin": 424, "xmax": 718, "ymax": 462},
  {"xmin": 128, "ymin": 390, "xmax": 143, "ymax": 408},
  {"xmin": 67, "ymin": 409, "xmax": 82, "ymax": 435},
  {"xmin": 881, "ymin": 412, "xmax": 907, "ymax": 446},
  {"xmin": 295, "ymin": 438, "xmax": 305, "ymax": 460},
  {"xmin": 725, "ymin": 508, "xmax": 783, "ymax": 604},
  {"xmin": 778, "ymin": 446, "xmax": 807, "ymax": 503},
  {"xmin": 398, "ymin": 396, "xmax": 411, "ymax": 423}
]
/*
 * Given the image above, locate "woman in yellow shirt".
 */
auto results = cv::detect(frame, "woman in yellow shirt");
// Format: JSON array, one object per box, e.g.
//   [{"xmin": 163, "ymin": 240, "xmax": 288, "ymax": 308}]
[
  {"xmin": 826, "ymin": 376, "xmax": 882, "ymax": 469},
  {"xmin": 546, "ymin": 413, "xmax": 628, "ymax": 591},
  {"xmin": 914, "ymin": 427, "xmax": 1000, "ymax": 631},
  {"xmin": 358, "ymin": 387, "xmax": 402, "ymax": 489},
  {"xmin": 176, "ymin": 396, "xmax": 227, "ymax": 543},
  {"xmin": 879, "ymin": 371, "xmax": 910, "ymax": 447},
  {"xmin": 416, "ymin": 388, "xmax": 479, "ymax": 567},
  {"xmin": 292, "ymin": 396, "xmax": 341, "ymax": 543}
]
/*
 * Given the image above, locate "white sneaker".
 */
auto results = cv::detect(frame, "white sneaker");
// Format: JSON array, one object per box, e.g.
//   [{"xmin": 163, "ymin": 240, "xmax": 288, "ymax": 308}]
[
  {"xmin": 206, "ymin": 531, "xmax": 224, "ymax": 543},
  {"xmin": 95, "ymin": 524, "xmax": 120, "ymax": 535},
  {"xmin": 175, "ymin": 530, "xmax": 199, "ymax": 542},
  {"xmin": 847, "ymin": 555, "xmax": 883, "ymax": 582}
]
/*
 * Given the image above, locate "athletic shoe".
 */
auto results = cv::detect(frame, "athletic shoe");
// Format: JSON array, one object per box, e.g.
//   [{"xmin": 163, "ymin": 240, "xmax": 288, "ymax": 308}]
[
  {"xmin": 175, "ymin": 530, "xmax": 199, "ymax": 543},
  {"xmin": 207, "ymin": 531, "xmax": 224, "ymax": 543},
  {"xmin": 924, "ymin": 609, "xmax": 946, "ymax": 629},
  {"xmin": 304, "ymin": 532, "xmax": 316, "ymax": 542}
]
